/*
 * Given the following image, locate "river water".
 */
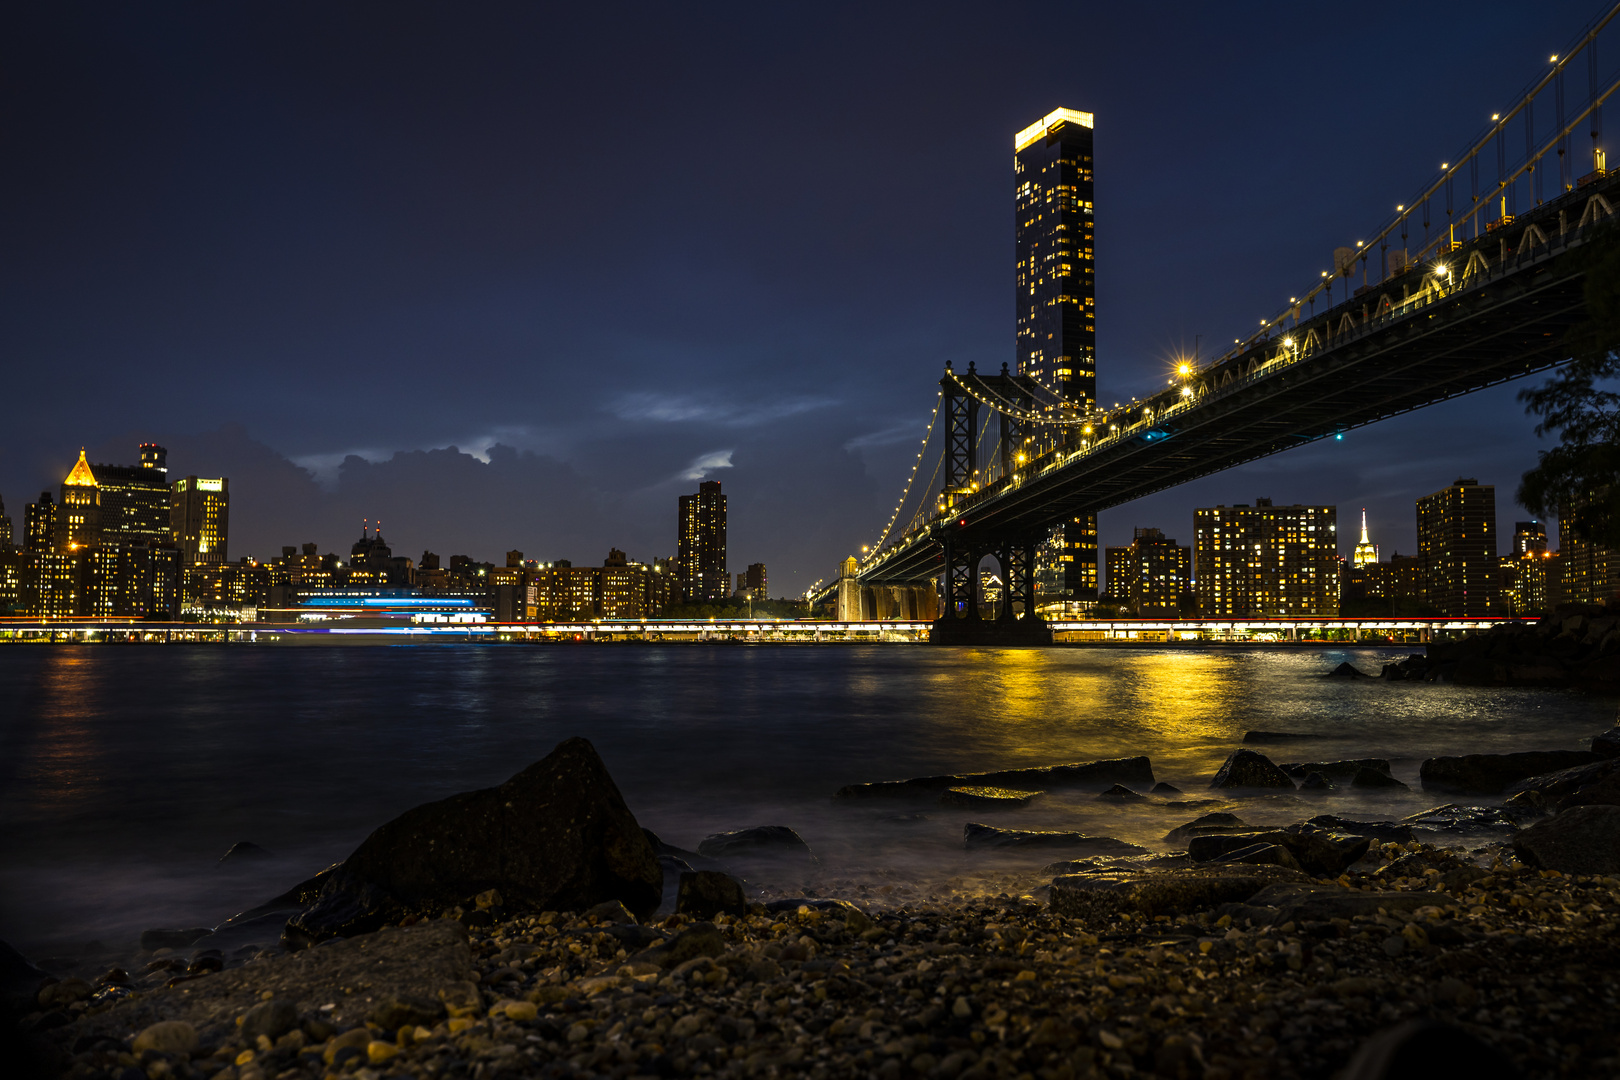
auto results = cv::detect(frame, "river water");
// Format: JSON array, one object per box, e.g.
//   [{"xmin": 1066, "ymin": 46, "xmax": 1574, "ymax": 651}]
[{"xmin": 0, "ymin": 644, "xmax": 1612, "ymax": 958}]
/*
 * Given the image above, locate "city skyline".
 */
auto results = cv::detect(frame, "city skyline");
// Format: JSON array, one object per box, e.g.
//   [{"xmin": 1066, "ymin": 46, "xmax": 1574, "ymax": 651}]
[{"xmin": 1, "ymin": 3, "xmax": 1607, "ymax": 589}]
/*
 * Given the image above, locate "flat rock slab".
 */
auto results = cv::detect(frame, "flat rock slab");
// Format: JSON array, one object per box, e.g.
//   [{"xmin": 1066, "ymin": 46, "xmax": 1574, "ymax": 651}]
[
  {"xmin": 964, "ymin": 822, "xmax": 1145, "ymax": 854},
  {"xmin": 1420, "ymin": 750, "xmax": 1603, "ymax": 795},
  {"xmin": 938, "ymin": 787, "xmax": 1042, "ymax": 810},
  {"xmin": 65, "ymin": 920, "xmax": 474, "ymax": 1048},
  {"xmin": 835, "ymin": 756, "xmax": 1153, "ymax": 799},
  {"xmin": 1049, "ymin": 865, "xmax": 1309, "ymax": 920},
  {"xmin": 1163, "ymin": 812, "xmax": 1247, "ymax": 843}
]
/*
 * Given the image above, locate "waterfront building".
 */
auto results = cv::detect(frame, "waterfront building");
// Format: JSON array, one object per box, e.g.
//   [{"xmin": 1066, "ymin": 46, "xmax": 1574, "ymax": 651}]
[
  {"xmin": 94, "ymin": 444, "xmax": 173, "ymax": 545},
  {"xmin": 19, "ymin": 550, "xmax": 77, "ymax": 617},
  {"xmin": 1416, "ymin": 479, "xmax": 1498, "ymax": 616},
  {"xmin": 599, "ymin": 549, "xmax": 647, "ymax": 619},
  {"xmin": 0, "ymin": 549, "xmax": 18, "ymax": 614},
  {"xmin": 677, "ymin": 480, "xmax": 727, "ymax": 602},
  {"xmin": 646, "ymin": 557, "xmax": 677, "ymax": 615},
  {"xmin": 89, "ymin": 542, "xmax": 181, "ymax": 618},
  {"xmin": 1193, "ymin": 499, "xmax": 1339, "ymax": 617},
  {"xmin": 171, "ymin": 476, "xmax": 229, "ymax": 564},
  {"xmin": 1351, "ymin": 509, "xmax": 1379, "ymax": 567},
  {"xmin": 1016, "ymin": 107, "xmax": 1098, "ymax": 605},
  {"xmin": 181, "ymin": 557, "xmax": 272, "ymax": 619},
  {"xmin": 1107, "ymin": 527, "xmax": 1191, "ymax": 617}
]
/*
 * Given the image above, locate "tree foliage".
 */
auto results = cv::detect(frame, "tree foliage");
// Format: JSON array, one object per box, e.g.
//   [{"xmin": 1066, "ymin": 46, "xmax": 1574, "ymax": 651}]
[{"xmin": 1518, "ymin": 225, "xmax": 1620, "ymax": 547}]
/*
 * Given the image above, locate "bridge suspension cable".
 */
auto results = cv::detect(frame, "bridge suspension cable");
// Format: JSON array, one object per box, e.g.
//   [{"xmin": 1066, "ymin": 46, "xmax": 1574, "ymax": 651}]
[{"xmin": 860, "ymin": 389, "xmax": 944, "ymax": 564}]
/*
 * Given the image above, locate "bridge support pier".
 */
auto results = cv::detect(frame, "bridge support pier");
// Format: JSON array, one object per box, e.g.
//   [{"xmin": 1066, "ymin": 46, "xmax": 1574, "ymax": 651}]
[{"xmin": 929, "ymin": 534, "xmax": 1051, "ymax": 645}]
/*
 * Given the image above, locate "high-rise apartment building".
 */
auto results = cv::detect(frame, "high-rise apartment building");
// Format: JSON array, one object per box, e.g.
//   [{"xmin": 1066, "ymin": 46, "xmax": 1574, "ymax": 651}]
[
  {"xmin": 1016, "ymin": 107, "xmax": 1098, "ymax": 604},
  {"xmin": 24, "ymin": 494, "xmax": 57, "ymax": 553},
  {"xmin": 1416, "ymin": 479, "xmax": 1498, "ymax": 615},
  {"xmin": 171, "ymin": 476, "xmax": 229, "ymax": 565},
  {"xmin": 1104, "ymin": 527, "xmax": 1191, "ymax": 617},
  {"xmin": 744, "ymin": 563, "xmax": 768, "ymax": 602},
  {"xmin": 1558, "ymin": 507, "xmax": 1617, "ymax": 605},
  {"xmin": 95, "ymin": 444, "xmax": 172, "ymax": 545},
  {"xmin": 1193, "ymin": 499, "xmax": 1339, "ymax": 617},
  {"xmin": 677, "ymin": 480, "xmax": 727, "ymax": 602}
]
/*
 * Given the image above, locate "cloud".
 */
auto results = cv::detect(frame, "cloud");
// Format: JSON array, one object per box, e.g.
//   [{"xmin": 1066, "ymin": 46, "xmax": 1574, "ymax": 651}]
[
  {"xmin": 609, "ymin": 392, "xmax": 835, "ymax": 427},
  {"xmin": 843, "ymin": 423, "xmax": 927, "ymax": 452},
  {"xmin": 679, "ymin": 450, "xmax": 734, "ymax": 482}
]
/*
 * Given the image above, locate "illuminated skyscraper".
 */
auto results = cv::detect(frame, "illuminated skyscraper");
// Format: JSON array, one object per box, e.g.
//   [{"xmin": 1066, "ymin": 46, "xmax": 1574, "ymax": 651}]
[
  {"xmin": 24, "ymin": 493, "xmax": 57, "ymax": 552},
  {"xmin": 171, "ymin": 476, "xmax": 230, "ymax": 565},
  {"xmin": 58, "ymin": 450, "xmax": 101, "ymax": 550},
  {"xmin": 1416, "ymin": 479, "xmax": 1498, "ymax": 615},
  {"xmin": 1351, "ymin": 509, "xmax": 1379, "ymax": 567},
  {"xmin": 95, "ymin": 444, "xmax": 173, "ymax": 545},
  {"xmin": 677, "ymin": 480, "xmax": 727, "ymax": 601},
  {"xmin": 1194, "ymin": 499, "xmax": 1339, "ymax": 617},
  {"xmin": 1016, "ymin": 107, "xmax": 1098, "ymax": 604},
  {"xmin": 1105, "ymin": 527, "xmax": 1191, "ymax": 617}
]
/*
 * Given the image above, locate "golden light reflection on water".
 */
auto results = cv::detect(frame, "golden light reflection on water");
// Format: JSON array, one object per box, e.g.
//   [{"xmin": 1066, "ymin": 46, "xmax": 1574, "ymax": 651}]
[
  {"xmin": 16, "ymin": 651, "xmax": 108, "ymax": 820},
  {"xmin": 1113, "ymin": 649, "xmax": 1243, "ymax": 745}
]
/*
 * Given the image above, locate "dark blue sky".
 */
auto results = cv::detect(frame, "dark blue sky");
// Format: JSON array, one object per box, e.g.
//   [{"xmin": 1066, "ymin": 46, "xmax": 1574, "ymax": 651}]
[{"xmin": 2, "ymin": 2, "xmax": 1609, "ymax": 590}]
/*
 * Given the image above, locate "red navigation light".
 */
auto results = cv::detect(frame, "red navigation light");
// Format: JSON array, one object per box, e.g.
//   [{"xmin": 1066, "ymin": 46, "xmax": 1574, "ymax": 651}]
[{"xmin": 958, "ymin": 519, "xmax": 966, "ymax": 526}]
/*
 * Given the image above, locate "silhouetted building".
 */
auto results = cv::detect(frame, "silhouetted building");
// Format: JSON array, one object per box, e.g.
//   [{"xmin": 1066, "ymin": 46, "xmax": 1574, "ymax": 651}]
[
  {"xmin": 678, "ymin": 480, "xmax": 727, "ymax": 602},
  {"xmin": 1194, "ymin": 499, "xmax": 1339, "ymax": 617},
  {"xmin": 1512, "ymin": 520, "xmax": 1548, "ymax": 556},
  {"xmin": 1106, "ymin": 527, "xmax": 1191, "ymax": 617},
  {"xmin": 171, "ymin": 476, "xmax": 229, "ymax": 564},
  {"xmin": 744, "ymin": 563, "xmax": 768, "ymax": 601},
  {"xmin": 0, "ymin": 493, "xmax": 12, "ymax": 550},
  {"xmin": 347, "ymin": 527, "xmax": 413, "ymax": 586},
  {"xmin": 1416, "ymin": 479, "xmax": 1498, "ymax": 615},
  {"xmin": 24, "ymin": 493, "xmax": 56, "ymax": 553},
  {"xmin": 1558, "ymin": 506, "xmax": 1618, "ymax": 605}
]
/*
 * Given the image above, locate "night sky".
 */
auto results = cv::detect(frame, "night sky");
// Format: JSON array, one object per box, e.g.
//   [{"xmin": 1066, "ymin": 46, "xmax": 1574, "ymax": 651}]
[{"xmin": 3, "ymin": 2, "xmax": 1608, "ymax": 592}]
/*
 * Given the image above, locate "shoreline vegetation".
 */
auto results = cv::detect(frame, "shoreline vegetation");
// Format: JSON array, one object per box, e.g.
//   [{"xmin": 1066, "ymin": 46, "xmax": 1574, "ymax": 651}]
[{"xmin": 7, "ymin": 730, "xmax": 1620, "ymax": 1080}]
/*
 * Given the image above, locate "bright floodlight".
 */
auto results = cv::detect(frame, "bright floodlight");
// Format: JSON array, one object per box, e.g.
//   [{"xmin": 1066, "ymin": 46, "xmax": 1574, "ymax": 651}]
[{"xmin": 1178, "ymin": 363, "xmax": 1190, "ymax": 375}]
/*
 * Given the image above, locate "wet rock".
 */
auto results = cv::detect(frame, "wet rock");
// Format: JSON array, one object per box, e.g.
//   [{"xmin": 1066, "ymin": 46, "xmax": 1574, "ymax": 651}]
[
  {"xmin": 697, "ymin": 825, "xmax": 815, "ymax": 863},
  {"xmin": 1095, "ymin": 784, "xmax": 1145, "ymax": 803},
  {"xmin": 1049, "ymin": 865, "xmax": 1308, "ymax": 920},
  {"xmin": 1187, "ymin": 831, "xmax": 1289, "ymax": 863},
  {"xmin": 1324, "ymin": 661, "xmax": 1375, "ymax": 678},
  {"xmin": 38, "ymin": 978, "xmax": 93, "ymax": 1008},
  {"xmin": 132, "ymin": 1020, "xmax": 197, "ymax": 1056},
  {"xmin": 1593, "ymin": 726, "xmax": 1620, "ymax": 758},
  {"xmin": 1561, "ymin": 768, "xmax": 1620, "ymax": 809},
  {"xmin": 219, "ymin": 841, "xmax": 272, "ymax": 863},
  {"xmin": 583, "ymin": 899, "xmax": 636, "ymax": 924},
  {"xmin": 1419, "ymin": 749, "xmax": 1603, "ymax": 794},
  {"xmin": 938, "ymin": 786, "xmax": 1042, "ymax": 810},
  {"xmin": 1300, "ymin": 771, "xmax": 1333, "ymax": 791},
  {"xmin": 239, "ymin": 998, "xmax": 298, "ymax": 1040},
  {"xmin": 1501, "ymin": 757, "xmax": 1620, "ymax": 808},
  {"xmin": 1351, "ymin": 766, "xmax": 1407, "ymax": 790},
  {"xmin": 1305, "ymin": 815, "xmax": 1416, "ymax": 842},
  {"xmin": 834, "ymin": 756, "xmax": 1154, "ymax": 799},
  {"xmin": 1219, "ymin": 843, "xmax": 1301, "ymax": 870},
  {"xmin": 676, "ymin": 871, "xmax": 747, "ymax": 920},
  {"xmin": 1150, "ymin": 782, "xmax": 1181, "ymax": 794},
  {"xmin": 1398, "ymin": 803, "xmax": 1519, "ymax": 833},
  {"xmin": 1341, "ymin": 1020, "xmax": 1514, "ymax": 1080},
  {"xmin": 1189, "ymin": 827, "xmax": 1368, "ymax": 876},
  {"xmin": 964, "ymin": 822, "xmax": 1146, "ymax": 854},
  {"xmin": 1163, "ymin": 811, "xmax": 1247, "ymax": 843},
  {"xmin": 1281, "ymin": 758, "xmax": 1392, "ymax": 779},
  {"xmin": 1511, "ymin": 804, "xmax": 1620, "ymax": 875},
  {"xmin": 1210, "ymin": 749, "xmax": 1296, "ymax": 790},
  {"xmin": 286, "ymin": 737, "xmax": 662, "ymax": 943},
  {"xmin": 138, "ymin": 928, "xmax": 212, "ymax": 952}
]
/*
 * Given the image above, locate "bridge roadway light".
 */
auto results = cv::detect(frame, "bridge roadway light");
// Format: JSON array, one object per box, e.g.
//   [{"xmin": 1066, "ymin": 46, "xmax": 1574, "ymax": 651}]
[{"xmin": 1178, "ymin": 363, "xmax": 1190, "ymax": 376}]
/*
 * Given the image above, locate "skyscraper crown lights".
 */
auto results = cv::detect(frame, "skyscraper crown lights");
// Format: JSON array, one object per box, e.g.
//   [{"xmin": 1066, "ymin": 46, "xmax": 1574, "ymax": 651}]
[{"xmin": 1014, "ymin": 108, "xmax": 1094, "ymax": 151}]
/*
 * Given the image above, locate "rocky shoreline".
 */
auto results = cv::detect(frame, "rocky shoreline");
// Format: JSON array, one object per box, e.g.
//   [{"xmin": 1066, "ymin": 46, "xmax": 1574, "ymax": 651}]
[
  {"xmin": 1383, "ymin": 607, "xmax": 1620, "ymax": 687},
  {"xmin": 7, "ymin": 734, "xmax": 1620, "ymax": 1079}
]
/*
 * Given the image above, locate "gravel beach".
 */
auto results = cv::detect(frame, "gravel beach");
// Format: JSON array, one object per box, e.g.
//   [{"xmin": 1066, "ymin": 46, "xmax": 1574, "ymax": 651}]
[{"xmin": 17, "ymin": 838, "xmax": 1620, "ymax": 1080}]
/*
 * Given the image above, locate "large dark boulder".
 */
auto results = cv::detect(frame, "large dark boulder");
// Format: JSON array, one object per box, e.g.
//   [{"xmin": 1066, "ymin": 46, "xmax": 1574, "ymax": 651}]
[
  {"xmin": 1511, "ymin": 805, "xmax": 1620, "ymax": 875},
  {"xmin": 676, "ymin": 871, "xmax": 747, "ymax": 920},
  {"xmin": 1420, "ymin": 750, "xmax": 1603, "ymax": 794},
  {"xmin": 286, "ymin": 738, "xmax": 661, "ymax": 944},
  {"xmin": 835, "ymin": 756, "xmax": 1153, "ymax": 799},
  {"xmin": 1280, "ymin": 758, "xmax": 1391, "ymax": 779},
  {"xmin": 1591, "ymin": 727, "xmax": 1620, "ymax": 758},
  {"xmin": 1501, "ymin": 758, "xmax": 1620, "ymax": 806},
  {"xmin": 1185, "ymin": 826, "xmax": 1368, "ymax": 876},
  {"xmin": 1210, "ymin": 749, "xmax": 1296, "ymax": 790}
]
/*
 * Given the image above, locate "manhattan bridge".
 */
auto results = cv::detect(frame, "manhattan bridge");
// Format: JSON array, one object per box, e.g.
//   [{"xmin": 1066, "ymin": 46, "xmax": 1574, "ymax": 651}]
[{"xmin": 813, "ymin": 5, "xmax": 1620, "ymax": 645}]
